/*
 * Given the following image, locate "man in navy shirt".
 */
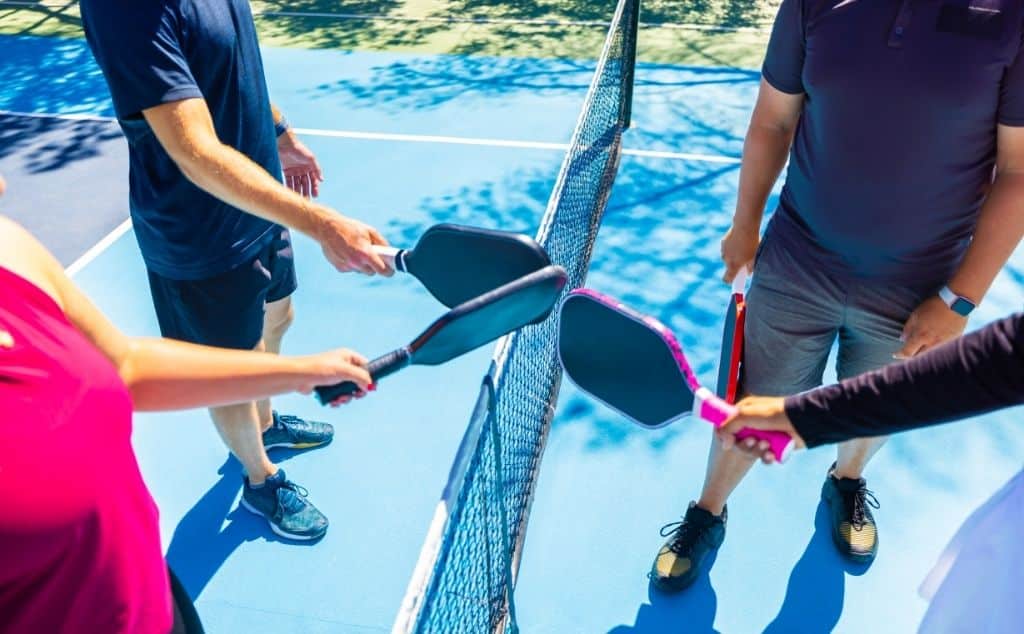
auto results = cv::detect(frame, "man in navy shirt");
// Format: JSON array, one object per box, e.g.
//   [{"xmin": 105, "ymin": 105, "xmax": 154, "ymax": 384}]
[
  {"xmin": 79, "ymin": 0, "xmax": 391, "ymax": 541},
  {"xmin": 652, "ymin": 0, "xmax": 1024, "ymax": 591}
]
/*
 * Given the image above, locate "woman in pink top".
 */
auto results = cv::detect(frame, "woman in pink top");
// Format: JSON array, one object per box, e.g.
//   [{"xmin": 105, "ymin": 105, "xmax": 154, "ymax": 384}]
[{"xmin": 0, "ymin": 173, "xmax": 372, "ymax": 634}]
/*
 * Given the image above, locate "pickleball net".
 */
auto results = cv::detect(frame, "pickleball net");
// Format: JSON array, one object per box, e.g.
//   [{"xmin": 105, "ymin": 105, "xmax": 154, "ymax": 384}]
[{"xmin": 394, "ymin": 1, "xmax": 640, "ymax": 631}]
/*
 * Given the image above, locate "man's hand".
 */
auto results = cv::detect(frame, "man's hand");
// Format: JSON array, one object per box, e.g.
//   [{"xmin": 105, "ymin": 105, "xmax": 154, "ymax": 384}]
[
  {"xmin": 721, "ymin": 220, "xmax": 760, "ymax": 283},
  {"xmin": 278, "ymin": 133, "xmax": 323, "ymax": 199},
  {"xmin": 895, "ymin": 296, "xmax": 967, "ymax": 359},
  {"xmin": 717, "ymin": 396, "xmax": 806, "ymax": 464},
  {"xmin": 316, "ymin": 215, "xmax": 393, "ymax": 276}
]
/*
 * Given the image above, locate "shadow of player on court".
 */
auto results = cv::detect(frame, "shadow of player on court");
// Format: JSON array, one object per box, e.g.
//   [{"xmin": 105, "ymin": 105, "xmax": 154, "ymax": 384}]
[
  {"xmin": 761, "ymin": 500, "xmax": 872, "ymax": 634},
  {"xmin": 609, "ymin": 551, "xmax": 721, "ymax": 634},
  {"xmin": 165, "ymin": 450, "xmax": 322, "ymax": 601}
]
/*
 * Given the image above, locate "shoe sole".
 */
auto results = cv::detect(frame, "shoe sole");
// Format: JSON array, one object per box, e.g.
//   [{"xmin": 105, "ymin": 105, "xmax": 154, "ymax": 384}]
[
  {"xmin": 649, "ymin": 570, "xmax": 699, "ymax": 594},
  {"xmin": 822, "ymin": 484, "xmax": 878, "ymax": 564},
  {"xmin": 263, "ymin": 440, "xmax": 329, "ymax": 451},
  {"xmin": 240, "ymin": 497, "xmax": 327, "ymax": 541}
]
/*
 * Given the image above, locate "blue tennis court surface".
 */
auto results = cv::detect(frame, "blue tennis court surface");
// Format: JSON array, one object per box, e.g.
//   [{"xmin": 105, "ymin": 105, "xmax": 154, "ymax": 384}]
[{"xmin": 3, "ymin": 27, "xmax": 1022, "ymax": 634}]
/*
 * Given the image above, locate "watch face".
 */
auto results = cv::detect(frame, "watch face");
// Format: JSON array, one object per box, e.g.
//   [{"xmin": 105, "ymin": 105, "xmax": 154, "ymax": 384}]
[{"xmin": 951, "ymin": 297, "xmax": 974, "ymax": 316}]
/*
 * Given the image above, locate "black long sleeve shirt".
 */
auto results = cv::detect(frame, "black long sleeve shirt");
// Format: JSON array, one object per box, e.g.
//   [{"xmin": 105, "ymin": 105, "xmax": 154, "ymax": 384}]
[{"xmin": 785, "ymin": 313, "xmax": 1024, "ymax": 448}]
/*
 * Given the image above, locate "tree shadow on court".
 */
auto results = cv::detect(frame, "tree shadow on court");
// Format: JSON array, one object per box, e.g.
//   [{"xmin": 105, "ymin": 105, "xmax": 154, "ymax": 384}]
[
  {"xmin": 609, "ymin": 552, "xmax": 721, "ymax": 634},
  {"xmin": 165, "ymin": 452, "xmax": 324, "ymax": 600},
  {"xmin": 0, "ymin": 113, "xmax": 122, "ymax": 173},
  {"xmin": 760, "ymin": 501, "xmax": 871, "ymax": 634},
  {"xmin": 0, "ymin": 33, "xmax": 111, "ymax": 115},
  {"xmin": 252, "ymin": 0, "xmax": 776, "ymax": 66},
  {"xmin": 305, "ymin": 51, "xmax": 759, "ymax": 124},
  {"xmin": 375, "ymin": 135, "xmax": 745, "ymax": 453},
  {"xmin": 0, "ymin": 0, "xmax": 83, "ymax": 37}
]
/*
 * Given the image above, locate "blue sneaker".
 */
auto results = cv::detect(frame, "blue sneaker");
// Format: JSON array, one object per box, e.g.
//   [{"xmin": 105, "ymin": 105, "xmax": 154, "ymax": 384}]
[
  {"xmin": 240, "ymin": 469, "xmax": 328, "ymax": 540},
  {"xmin": 262, "ymin": 411, "xmax": 334, "ymax": 451}
]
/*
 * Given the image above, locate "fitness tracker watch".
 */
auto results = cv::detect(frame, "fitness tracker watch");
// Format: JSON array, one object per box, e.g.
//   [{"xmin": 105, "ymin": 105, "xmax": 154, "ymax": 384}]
[{"xmin": 938, "ymin": 285, "xmax": 976, "ymax": 317}]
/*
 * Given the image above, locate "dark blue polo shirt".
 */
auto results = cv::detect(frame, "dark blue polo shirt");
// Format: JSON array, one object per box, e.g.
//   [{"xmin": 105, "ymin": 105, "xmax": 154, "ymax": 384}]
[
  {"xmin": 80, "ymin": 0, "xmax": 281, "ymax": 280},
  {"xmin": 763, "ymin": 0, "xmax": 1024, "ymax": 282}
]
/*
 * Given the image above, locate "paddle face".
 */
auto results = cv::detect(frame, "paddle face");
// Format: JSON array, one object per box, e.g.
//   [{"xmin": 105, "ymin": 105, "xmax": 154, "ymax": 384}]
[
  {"xmin": 403, "ymin": 224, "xmax": 551, "ymax": 308},
  {"xmin": 558, "ymin": 290, "xmax": 699, "ymax": 428},
  {"xmin": 408, "ymin": 264, "xmax": 567, "ymax": 366}
]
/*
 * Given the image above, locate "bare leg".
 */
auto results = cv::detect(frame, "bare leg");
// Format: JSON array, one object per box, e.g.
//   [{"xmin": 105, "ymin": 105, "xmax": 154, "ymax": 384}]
[
  {"xmin": 696, "ymin": 434, "xmax": 758, "ymax": 516},
  {"xmin": 255, "ymin": 297, "xmax": 295, "ymax": 432},
  {"xmin": 209, "ymin": 340, "xmax": 275, "ymax": 485},
  {"xmin": 833, "ymin": 436, "xmax": 888, "ymax": 479}
]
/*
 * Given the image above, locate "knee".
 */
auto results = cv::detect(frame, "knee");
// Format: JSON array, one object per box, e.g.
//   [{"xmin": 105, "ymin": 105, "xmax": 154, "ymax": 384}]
[{"xmin": 265, "ymin": 302, "xmax": 295, "ymax": 340}]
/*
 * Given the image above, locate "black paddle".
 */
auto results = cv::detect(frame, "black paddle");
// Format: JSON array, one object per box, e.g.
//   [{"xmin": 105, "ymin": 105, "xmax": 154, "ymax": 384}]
[
  {"xmin": 315, "ymin": 265, "xmax": 568, "ymax": 403},
  {"xmin": 373, "ymin": 224, "xmax": 551, "ymax": 308}
]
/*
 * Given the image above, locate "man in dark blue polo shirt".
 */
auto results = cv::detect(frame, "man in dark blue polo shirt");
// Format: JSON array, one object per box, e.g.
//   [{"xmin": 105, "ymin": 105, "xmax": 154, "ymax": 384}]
[
  {"xmin": 79, "ymin": 0, "xmax": 392, "ymax": 541},
  {"xmin": 652, "ymin": 0, "xmax": 1024, "ymax": 591}
]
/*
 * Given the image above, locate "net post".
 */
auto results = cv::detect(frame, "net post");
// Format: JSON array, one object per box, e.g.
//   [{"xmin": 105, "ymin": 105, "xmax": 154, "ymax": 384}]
[{"xmin": 622, "ymin": 0, "xmax": 641, "ymax": 129}]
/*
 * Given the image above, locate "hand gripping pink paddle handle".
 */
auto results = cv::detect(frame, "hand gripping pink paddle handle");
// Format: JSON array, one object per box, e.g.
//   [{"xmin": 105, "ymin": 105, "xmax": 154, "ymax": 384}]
[{"xmin": 693, "ymin": 387, "xmax": 794, "ymax": 462}]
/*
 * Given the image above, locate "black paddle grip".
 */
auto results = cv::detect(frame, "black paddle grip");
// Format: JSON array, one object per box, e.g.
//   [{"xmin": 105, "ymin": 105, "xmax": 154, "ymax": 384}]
[{"xmin": 314, "ymin": 348, "xmax": 411, "ymax": 404}]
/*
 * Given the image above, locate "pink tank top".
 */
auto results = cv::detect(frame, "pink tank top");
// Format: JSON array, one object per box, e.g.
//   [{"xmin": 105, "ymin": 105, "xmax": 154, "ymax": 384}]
[{"xmin": 0, "ymin": 267, "xmax": 171, "ymax": 633}]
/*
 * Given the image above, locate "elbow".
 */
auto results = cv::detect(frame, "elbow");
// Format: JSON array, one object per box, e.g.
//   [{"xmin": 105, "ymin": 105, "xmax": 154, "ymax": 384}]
[
  {"xmin": 115, "ymin": 339, "xmax": 143, "ymax": 396},
  {"xmin": 169, "ymin": 139, "xmax": 222, "ymax": 189}
]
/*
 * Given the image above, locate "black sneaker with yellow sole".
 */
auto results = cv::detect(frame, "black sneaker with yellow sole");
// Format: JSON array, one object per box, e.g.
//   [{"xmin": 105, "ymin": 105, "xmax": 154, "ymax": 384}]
[
  {"xmin": 822, "ymin": 464, "xmax": 880, "ymax": 564},
  {"xmin": 649, "ymin": 502, "xmax": 726, "ymax": 593}
]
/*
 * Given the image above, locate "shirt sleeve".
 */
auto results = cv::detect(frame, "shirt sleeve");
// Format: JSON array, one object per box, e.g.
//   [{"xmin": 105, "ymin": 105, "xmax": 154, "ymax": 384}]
[
  {"xmin": 80, "ymin": 0, "xmax": 202, "ymax": 119},
  {"xmin": 785, "ymin": 312, "xmax": 1024, "ymax": 447},
  {"xmin": 999, "ymin": 37, "xmax": 1024, "ymax": 126},
  {"xmin": 761, "ymin": 0, "xmax": 806, "ymax": 95}
]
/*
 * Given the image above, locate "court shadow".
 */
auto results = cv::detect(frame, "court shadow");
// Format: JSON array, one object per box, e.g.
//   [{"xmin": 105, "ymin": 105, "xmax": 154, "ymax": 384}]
[
  {"xmin": 254, "ymin": 0, "xmax": 775, "ymax": 63},
  {"xmin": 760, "ymin": 501, "xmax": 871, "ymax": 634},
  {"xmin": 609, "ymin": 552, "xmax": 720, "ymax": 634},
  {"xmin": 0, "ymin": 35, "xmax": 111, "ymax": 115},
  {"xmin": 0, "ymin": 113, "xmax": 123, "ymax": 172},
  {"xmin": 165, "ymin": 453, "xmax": 323, "ymax": 600}
]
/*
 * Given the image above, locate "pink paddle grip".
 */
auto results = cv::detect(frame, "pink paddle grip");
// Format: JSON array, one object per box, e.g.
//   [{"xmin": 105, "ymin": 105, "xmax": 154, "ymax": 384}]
[{"xmin": 695, "ymin": 389, "xmax": 794, "ymax": 462}]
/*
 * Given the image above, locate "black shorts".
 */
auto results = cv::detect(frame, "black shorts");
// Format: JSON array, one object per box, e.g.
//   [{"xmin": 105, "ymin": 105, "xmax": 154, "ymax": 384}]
[
  {"xmin": 147, "ymin": 228, "xmax": 298, "ymax": 350},
  {"xmin": 168, "ymin": 564, "xmax": 204, "ymax": 634}
]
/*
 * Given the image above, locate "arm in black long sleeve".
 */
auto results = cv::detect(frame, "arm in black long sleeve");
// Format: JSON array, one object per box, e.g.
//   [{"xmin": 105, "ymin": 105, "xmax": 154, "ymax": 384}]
[{"xmin": 784, "ymin": 312, "xmax": 1024, "ymax": 448}]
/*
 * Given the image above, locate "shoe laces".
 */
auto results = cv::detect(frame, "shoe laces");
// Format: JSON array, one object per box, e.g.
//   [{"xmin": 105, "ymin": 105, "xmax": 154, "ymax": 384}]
[
  {"xmin": 850, "ymin": 484, "xmax": 880, "ymax": 530},
  {"xmin": 660, "ymin": 518, "xmax": 703, "ymax": 556},
  {"xmin": 276, "ymin": 479, "xmax": 311, "ymax": 513}
]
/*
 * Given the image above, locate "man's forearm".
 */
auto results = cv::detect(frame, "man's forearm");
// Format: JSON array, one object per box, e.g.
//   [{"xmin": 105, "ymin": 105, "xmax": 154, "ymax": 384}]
[
  {"xmin": 948, "ymin": 171, "xmax": 1024, "ymax": 303},
  {"xmin": 179, "ymin": 137, "xmax": 329, "ymax": 239},
  {"xmin": 734, "ymin": 123, "xmax": 794, "ymax": 228}
]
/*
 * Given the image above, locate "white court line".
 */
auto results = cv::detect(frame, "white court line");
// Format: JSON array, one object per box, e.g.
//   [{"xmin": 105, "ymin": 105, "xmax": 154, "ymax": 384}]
[
  {"xmin": 0, "ymin": 111, "xmax": 742, "ymax": 164},
  {"xmin": 293, "ymin": 127, "xmax": 743, "ymax": 164},
  {"xmin": 12, "ymin": 107, "xmax": 739, "ymax": 274},
  {"xmin": 64, "ymin": 217, "xmax": 132, "ymax": 277}
]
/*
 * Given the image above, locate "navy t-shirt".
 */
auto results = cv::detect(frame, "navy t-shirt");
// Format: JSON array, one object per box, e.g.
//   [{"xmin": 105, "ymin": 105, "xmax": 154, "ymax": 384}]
[
  {"xmin": 762, "ymin": 0, "xmax": 1024, "ymax": 282},
  {"xmin": 80, "ymin": 0, "xmax": 281, "ymax": 280}
]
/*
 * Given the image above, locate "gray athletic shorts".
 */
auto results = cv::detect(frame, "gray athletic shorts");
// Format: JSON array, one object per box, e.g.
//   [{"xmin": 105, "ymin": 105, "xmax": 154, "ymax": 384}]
[{"xmin": 741, "ymin": 235, "xmax": 944, "ymax": 396}]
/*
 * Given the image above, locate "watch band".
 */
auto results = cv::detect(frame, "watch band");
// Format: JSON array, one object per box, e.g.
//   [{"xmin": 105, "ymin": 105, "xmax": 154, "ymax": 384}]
[
  {"xmin": 274, "ymin": 116, "xmax": 290, "ymax": 137},
  {"xmin": 938, "ymin": 285, "xmax": 976, "ymax": 317}
]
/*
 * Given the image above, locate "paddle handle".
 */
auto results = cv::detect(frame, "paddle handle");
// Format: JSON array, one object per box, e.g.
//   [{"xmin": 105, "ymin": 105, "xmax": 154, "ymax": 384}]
[
  {"xmin": 315, "ymin": 347, "xmax": 412, "ymax": 404},
  {"xmin": 692, "ymin": 387, "xmax": 794, "ymax": 462},
  {"xmin": 372, "ymin": 245, "xmax": 406, "ymax": 272},
  {"xmin": 731, "ymin": 265, "xmax": 750, "ymax": 297}
]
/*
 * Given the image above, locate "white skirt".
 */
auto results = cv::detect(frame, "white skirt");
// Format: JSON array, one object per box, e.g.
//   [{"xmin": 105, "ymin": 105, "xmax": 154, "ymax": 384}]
[{"xmin": 918, "ymin": 468, "xmax": 1024, "ymax": 633}]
